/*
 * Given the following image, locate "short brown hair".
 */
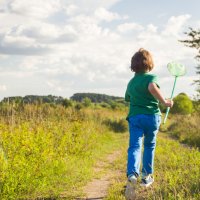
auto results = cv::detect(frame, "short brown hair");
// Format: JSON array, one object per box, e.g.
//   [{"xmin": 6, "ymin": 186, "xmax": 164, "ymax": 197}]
[{"xmin": 130, "ymin": 48, "xmax": 154, "ymax": 73}]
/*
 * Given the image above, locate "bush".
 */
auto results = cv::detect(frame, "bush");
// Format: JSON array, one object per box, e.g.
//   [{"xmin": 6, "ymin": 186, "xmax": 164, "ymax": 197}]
[
  {"xmin": 100, "ymin": 102, "xmax": 110, "ymax": 108},
  {"xmin": 171, "ymin": 93, "xmax": 193, "ymax": 114},
  {"xmin": 107, "ymin": 100, "xmax": 125, "ymax": 110},
  {"xmin": 82, "ymin": 97, "xmax": 92, "ymax": 107},
  {"xmin": 193, "ymin": 99, "xmax": 200, "ymax": 113},
  {"xmin": 75, "ymin": 102, "xmax": 83, "ymax": 110},
  {"xmin": 62, "ymin": 98, "xmax": 72, "ymax": 108},
  {"xmin": 108, "ymin": 100, "xmax": 117, "ymax": 109},
  {"xmin": 167, "ymin": 113, "xmax": 200, "ymax": 148},
  {"xmin": 103, "ymin": 118, "xmax": 128, "ymax": 133}
]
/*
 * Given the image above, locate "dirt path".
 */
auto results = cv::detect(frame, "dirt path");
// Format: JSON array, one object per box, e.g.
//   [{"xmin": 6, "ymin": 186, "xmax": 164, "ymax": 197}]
[{"xmin": 79, "ymin": 150, "xmax": 123, "ymax": 200}]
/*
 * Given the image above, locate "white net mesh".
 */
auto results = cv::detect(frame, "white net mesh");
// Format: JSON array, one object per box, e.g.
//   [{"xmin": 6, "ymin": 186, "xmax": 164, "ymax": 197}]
[{"xmin": 167, "ymin": 62, "xmax": 186, "ymax": 76}]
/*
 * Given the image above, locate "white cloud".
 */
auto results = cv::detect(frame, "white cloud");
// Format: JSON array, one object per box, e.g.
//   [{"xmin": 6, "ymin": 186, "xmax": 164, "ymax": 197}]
[
  {"xmin": 0, "ymin": 33, "xmax": 50, "ymax": 55},
  {"xmin": 160, "ymin": 75, "xmax": 198, "ymax": 98},
  {"xmin": 94, "ymin": 7, "xmax": 120, "ymax": 22},
  {"xmin": 60, "ymin": 0, "xmax": 121, "ymax": 14},
  {"xmin": 0, "ymin": 84, "xmax": 7, "ymax": 91},
  {"xmin": 2, "ymin": 35, "xmax": 35, "ymax": 47},
  {"xmin": 0, "ymin": 0, "xmax": 8, "ymax": 12},
  {"xmin": 147, "ymin": 24, "xmax": 157, "ymax": 33},
  {"xmin": 0, "ymin": 54, "xmax": 8, "ymax": 58},
  {"xmin": 0, "ymin": 0, "xmax": 198, "ymax": 99},
  {"xmin": 163, "ymin": 14, "xmax": 191, "ymax": 36},
  {"xmin": 68, "ymin": 14, "xmax": 121, "ymax": 41},
  {"xmin": 6, "ymin": 0, "xmax": 61, "ymax": 19},
  {"xmin": 0, "ymin": 19, "xmax": 78, "ymax": 55},
  {"xmin": 11, "ymin": 23, "xmax": 78, "ymax": 43},
  {"xmin": 64, "ymin": 4, "xmax": 78, "ymax": 16},
  {"xmin": 117, "ymin": 22, "xmax": 144, "ymax": 33},
  {"xmin": 70, "ymin": 15, "xmax": 102, "ymax": 37},
  {"xmin": 47, "ymin": 80, "xmax": 63, "ymax": 92}
]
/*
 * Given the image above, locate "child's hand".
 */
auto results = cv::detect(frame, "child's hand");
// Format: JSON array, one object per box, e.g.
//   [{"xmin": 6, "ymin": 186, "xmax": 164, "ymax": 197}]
[{"xmin": 164, "ymin": 99, "xmax": 173, "ymax": 108}]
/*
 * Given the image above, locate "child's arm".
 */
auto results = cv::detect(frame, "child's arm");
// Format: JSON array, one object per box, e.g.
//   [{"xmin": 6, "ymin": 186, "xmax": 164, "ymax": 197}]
[{"xmin": 148, "ymin": 83, "xmax": 173, "ymax": 107}]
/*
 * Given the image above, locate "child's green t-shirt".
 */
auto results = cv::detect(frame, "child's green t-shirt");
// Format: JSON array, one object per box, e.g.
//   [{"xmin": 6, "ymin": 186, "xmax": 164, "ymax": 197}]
[{"xmin": 125, "ymin": 73, "xmax": 161, "ymax": 119}]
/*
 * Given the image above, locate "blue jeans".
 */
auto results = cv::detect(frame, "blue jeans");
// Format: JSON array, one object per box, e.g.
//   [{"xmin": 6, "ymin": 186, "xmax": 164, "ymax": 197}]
[{"xmin": 127, "ymin": 114, "xmax": 161, "ymax": 177}]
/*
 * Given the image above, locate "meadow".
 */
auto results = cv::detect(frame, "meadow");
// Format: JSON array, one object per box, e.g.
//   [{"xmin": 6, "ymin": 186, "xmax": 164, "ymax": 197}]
[
  {"xmin": 0, "ymin": 101, "xmax": 199, "ymax": 200},
  {"xmin": 160, "ymin": 113, "xmax": 200, "ymax": 148},
  {"xmin": 106, "ymin": 112, "xmax": 200, "ymax": 200}
]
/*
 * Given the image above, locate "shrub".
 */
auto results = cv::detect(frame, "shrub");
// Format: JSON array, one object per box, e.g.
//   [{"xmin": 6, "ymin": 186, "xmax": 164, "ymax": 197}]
[
  {"xmin": 192, "ymin": 99, "xmax": 200, "ymax": 113},
  {"xmin": 103, "ymin": 118, "xmax": 128, "ymax": 133},
  {"xmin": 100, "ymin": 102, "xmax": 110, "ymax": 108},
  {"xmin": 107, "ymin": 100, "xmax": 125, "ymax": 110},
  {"xmin": 82, "ymin": 97, "xmax": 92, "ymax": 107},
  {"xmin": 75, "ymin": 102, "xmax": 83, "ymax": 110},
  {"xmin": 62, "ymin": 98, "xmax": 72, "ymax": 108},
  {"xmin": 167, "ymin": 113, "xmax": 200, "ymax": 148},
  {"xmin": 171, "ymin": 93, "xmax": 193, "ymax": 114},
  {"xmin": 108, "ymin": 101, "xmax": 117, "ymax": 110}
]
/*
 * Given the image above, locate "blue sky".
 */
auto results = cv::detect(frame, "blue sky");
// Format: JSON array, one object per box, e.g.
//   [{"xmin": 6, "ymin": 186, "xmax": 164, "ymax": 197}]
[
  {"xmin": 112, "ymin": 0, "xmax": 200, "ymax": 23},
  {"xmin": 0, "ymin": 0, "xmax": 199, "ymax": 100}
]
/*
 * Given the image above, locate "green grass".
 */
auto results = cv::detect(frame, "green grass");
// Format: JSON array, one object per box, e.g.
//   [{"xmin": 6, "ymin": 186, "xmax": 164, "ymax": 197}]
[
  {"xmin": 106, "ymin": 133, "xmax": 200, "ymax": 200},
  {"xmin": 0, "ymin": 104, "xmax": 199, "ymax": 199},
  {"xmin": 160, "ymin": 113, "xmax": 200, "ymax": 148},
  {"xmin": 0, "ymin": 105, "xmax": 127, "ymax": 199}
]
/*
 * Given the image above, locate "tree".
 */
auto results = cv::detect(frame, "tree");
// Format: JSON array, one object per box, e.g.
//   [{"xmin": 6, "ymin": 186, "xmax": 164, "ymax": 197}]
[
  {"xmin": 70, "ymin": 93, "xmax": 123, "ymax": 103},
  {"xmin": 180, "ymin": 28, "xmax": 200, "ymax": 98}
]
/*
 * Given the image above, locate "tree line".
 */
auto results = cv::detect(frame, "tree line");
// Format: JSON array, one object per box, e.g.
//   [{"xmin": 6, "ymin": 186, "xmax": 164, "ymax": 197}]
[
  {"xmin": 70, "ymin": 93, "xmax": 124, "ymax": 103},
  {"xmin": 0, "ymin": 93, "xmax": 125, "ymax": 105}
]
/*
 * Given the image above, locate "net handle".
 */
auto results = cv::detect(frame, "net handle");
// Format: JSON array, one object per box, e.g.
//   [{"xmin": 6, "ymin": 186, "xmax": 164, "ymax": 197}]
[{"xmin": 163, "ymin": 76, "xmax": 177, "ymax": 124}]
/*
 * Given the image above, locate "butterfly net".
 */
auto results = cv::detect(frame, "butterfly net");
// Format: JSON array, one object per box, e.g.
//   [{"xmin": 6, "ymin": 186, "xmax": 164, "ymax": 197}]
[{"xmin": 167, "ymin": 62, "xmax": 186, "ymax": 77}]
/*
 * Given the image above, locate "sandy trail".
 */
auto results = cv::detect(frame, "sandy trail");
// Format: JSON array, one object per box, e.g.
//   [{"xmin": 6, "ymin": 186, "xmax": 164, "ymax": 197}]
[{"xmin": 79, "ymin": 150, "xmax": 123, "ymax": 200}]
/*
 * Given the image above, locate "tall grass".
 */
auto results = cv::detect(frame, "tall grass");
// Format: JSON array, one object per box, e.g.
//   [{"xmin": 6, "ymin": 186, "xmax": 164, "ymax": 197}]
[
  {"xmin": 0, "ymin": 104, "xmax": 126, "ymax": 199},
  {"xmin": 161, "ymin": 113, "xmax": 200, "ymax": 148},
  {"xmin": 105, "ymin": 112, "xmax": 200, "ymax": 200},
  {"xmin": 106, "ymin": 134, "xmax": 200, "ymax": 200},
  {"xmin": 1, "ymin": 102, "xmax": 199, "ymax": 199}
]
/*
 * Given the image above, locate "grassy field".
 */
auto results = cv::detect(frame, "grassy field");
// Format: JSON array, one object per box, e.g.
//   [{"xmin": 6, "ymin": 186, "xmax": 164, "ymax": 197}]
[
  {"xmin": 160, "ymin": 113, "xmax": 200, "ymax": 148},
  {"xmin": 106, "ymin": 132, "xmax": 200, "ymax": 200},
  {"xmin": 0, "ymin": 104, "xmax": 127, "ymax": 199},
  {"xmin": 0, "ymin": 103, "xmax": 199, "ymax": 199},
  {"xmin": 106, "ymin": 112, "xmax": 200, "ymax": 200}
]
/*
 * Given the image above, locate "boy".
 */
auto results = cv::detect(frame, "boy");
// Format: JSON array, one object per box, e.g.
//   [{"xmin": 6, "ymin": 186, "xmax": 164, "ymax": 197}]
[{"xmin": 125, "ymin": 48, "xmax": 173, "ymax": 198}]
